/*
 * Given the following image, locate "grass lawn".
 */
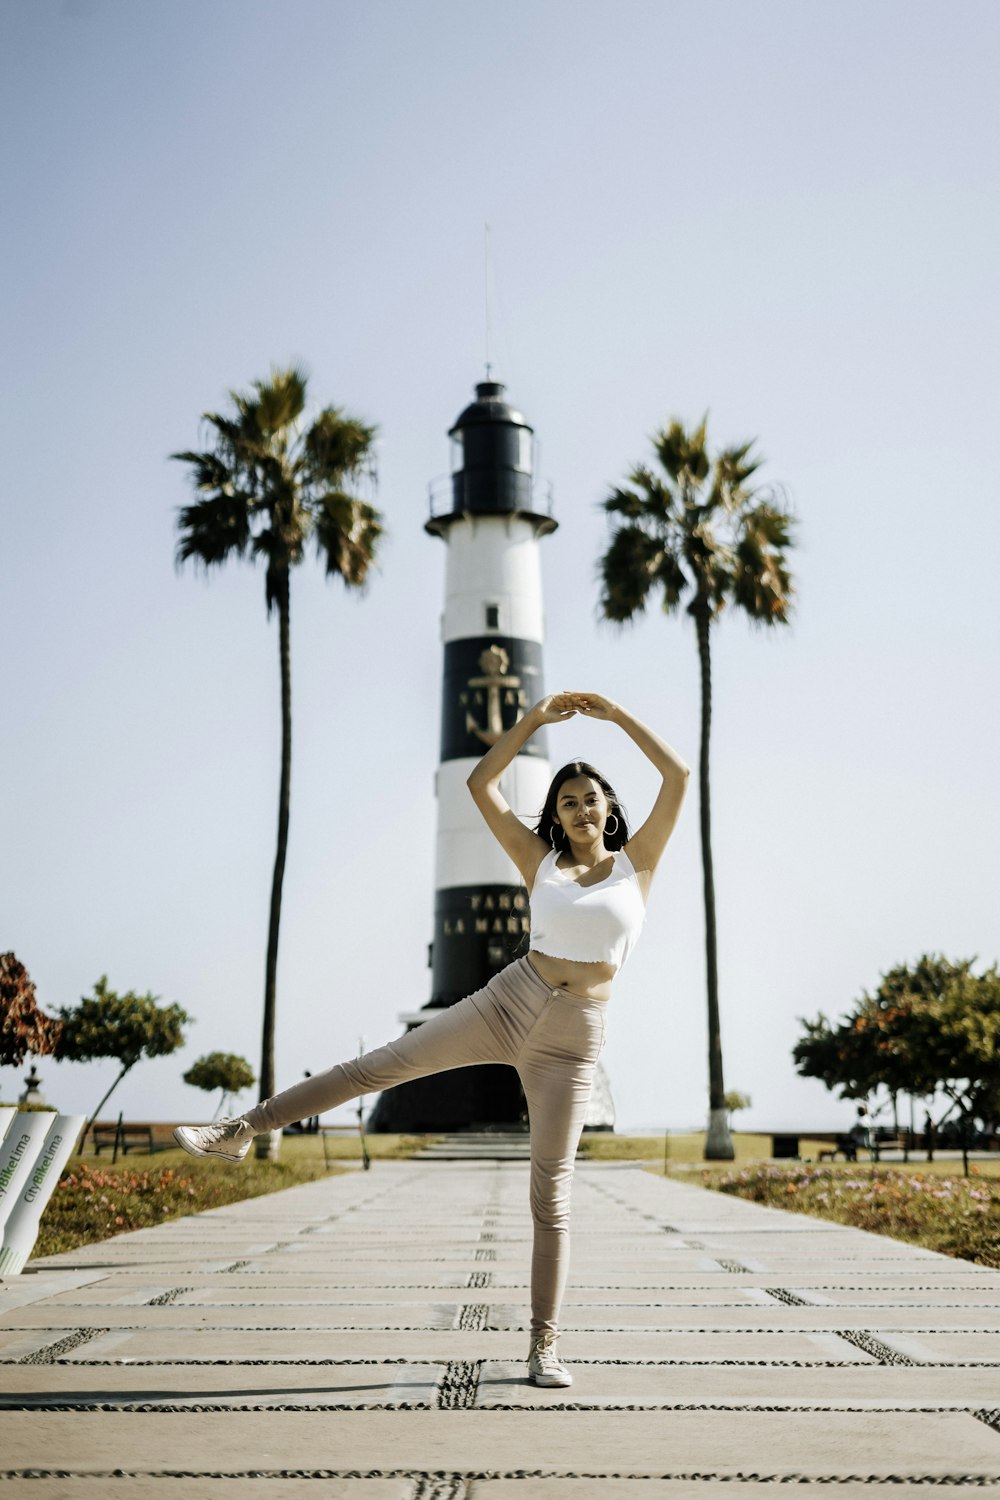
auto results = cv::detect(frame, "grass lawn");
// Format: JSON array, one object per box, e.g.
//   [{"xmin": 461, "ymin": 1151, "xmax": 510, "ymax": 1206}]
[
  {"xmin": 32, "ymin": 1132, "xmax": 433, "ymax": 1260},
  {"xmin": 578, "ymin": 1130, "xmax": 835, "ymax": 1163}
]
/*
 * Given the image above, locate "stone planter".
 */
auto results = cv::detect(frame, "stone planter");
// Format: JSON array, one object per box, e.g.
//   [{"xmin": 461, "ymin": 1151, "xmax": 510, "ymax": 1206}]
[
  {"xmin": 0, "ymin": 1113, "xmax": 84, "ymax": 1275},
  {"xmin": 0, "ymin": 1110, "xmax": 52, "ymax": 1237}
]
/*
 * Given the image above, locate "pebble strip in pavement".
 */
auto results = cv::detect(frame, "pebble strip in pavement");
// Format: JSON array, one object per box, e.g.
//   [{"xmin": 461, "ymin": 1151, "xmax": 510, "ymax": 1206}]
[{"xmin": 0, "ymin": 1159, "xmax": 999, "ymax": 1496}]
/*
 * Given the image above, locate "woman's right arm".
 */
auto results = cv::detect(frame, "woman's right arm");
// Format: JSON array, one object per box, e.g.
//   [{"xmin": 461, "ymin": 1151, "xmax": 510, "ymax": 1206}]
[{"xmin": 467, "ymin": 695, "xmax": 575, "ymax": 889}]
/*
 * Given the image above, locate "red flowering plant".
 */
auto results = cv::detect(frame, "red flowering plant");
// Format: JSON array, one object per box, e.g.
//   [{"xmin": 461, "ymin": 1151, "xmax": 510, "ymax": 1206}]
[{"xmin": 0, "ymin": 952, "xmax": 63, "ymax": 1070}]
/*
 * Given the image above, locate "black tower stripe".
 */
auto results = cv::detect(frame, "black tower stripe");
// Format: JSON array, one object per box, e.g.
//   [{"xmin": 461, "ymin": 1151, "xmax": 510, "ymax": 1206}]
[{"xmin": 440, "ymin": 637, "xmax": 546, "ymax": 763}]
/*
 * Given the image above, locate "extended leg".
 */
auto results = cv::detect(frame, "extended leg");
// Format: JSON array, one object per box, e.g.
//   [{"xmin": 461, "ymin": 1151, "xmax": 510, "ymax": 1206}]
[{"xmin": 245, "ymin": 986, "xmax": 513, "ymax": 1135}]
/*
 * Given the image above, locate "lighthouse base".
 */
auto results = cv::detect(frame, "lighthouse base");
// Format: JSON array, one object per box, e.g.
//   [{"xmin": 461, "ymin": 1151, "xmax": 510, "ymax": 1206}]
[{"xmin": 367, "ymin": 1061, "xmax": 526, "ymax": 1134}]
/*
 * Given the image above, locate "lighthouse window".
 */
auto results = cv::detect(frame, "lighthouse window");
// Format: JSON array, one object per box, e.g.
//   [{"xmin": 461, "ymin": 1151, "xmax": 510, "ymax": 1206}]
[
  {"xmin": 485, "ymin": 603, "xmax": 500, "ymax": 630},
  {"xmin": 515, "ymin": 428, "xmax": 532, "ymax": 472},
  {"xmin": 450, "ymin": 433, "xmax": 464, "ymax": 473}
]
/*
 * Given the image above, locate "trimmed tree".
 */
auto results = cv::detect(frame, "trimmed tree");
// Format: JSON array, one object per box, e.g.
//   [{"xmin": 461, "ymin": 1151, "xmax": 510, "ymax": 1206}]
[
  {"xmin": 794, "ymin": 955, "xmax": 999, "ymax": 1173},
  {"xmin": 56, "ymin": 977, "xmax": 190, "ymax": 1152},
  {"xmin": 183, "ymin": 1051, "xmax": 256, "ymax": 1120},
  {"xmin": 173, "ymin": 367, "xmax": 382, "ymax": 1159},
  {"xmin": 723, "ymin": 1090, "xmax": 752, "ymax": 1128},
  {"xmin": 599, "ymin": 418, "xmax": 795, "ymax": 1158}
]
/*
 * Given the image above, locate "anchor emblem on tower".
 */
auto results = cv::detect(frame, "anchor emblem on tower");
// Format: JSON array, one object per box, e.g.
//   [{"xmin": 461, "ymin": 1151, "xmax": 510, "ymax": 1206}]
[{"xmin": 465, "ymin": 644, "xmax": 522, "ymax": 746}]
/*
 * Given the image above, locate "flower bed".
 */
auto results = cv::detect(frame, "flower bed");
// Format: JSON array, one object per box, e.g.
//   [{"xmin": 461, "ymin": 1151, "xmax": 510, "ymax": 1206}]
[
  {"xmin": 704, "ymin": 1163, "xmax": 1000, "ymax": 1268},
  {"xmin": 32, "ymin": 1155, "xmax": 338, "ymax": 1259}
]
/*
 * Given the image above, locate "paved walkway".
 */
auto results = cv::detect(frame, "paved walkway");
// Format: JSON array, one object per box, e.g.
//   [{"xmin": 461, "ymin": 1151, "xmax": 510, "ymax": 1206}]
[{"xmin": 2, "ymin": 1160, "xmax": 1000, "ymax": 1496}]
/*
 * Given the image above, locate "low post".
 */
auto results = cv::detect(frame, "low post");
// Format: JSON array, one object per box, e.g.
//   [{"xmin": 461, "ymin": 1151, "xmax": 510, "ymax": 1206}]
[{"xmin": 0, "ymin": 1113, "xmax": 85, "ymax": 1275}]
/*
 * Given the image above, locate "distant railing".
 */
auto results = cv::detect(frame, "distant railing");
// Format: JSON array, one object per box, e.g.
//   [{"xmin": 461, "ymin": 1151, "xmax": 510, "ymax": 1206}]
[{"xmin": 427, "ymin": 474, "xmax": 555, "ymax": 520}]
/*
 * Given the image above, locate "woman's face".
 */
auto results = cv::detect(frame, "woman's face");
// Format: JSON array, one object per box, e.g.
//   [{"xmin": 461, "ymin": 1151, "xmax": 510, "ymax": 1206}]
[{"xmin": 553, "ymin": 776, "xmax": 610, "ymax": 846}]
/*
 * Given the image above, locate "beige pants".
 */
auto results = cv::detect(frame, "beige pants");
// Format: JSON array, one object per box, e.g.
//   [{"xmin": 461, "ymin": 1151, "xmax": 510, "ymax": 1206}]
[{"xmin": 244, "ymin": 955, "xmax": 608, "ymax": 1335}]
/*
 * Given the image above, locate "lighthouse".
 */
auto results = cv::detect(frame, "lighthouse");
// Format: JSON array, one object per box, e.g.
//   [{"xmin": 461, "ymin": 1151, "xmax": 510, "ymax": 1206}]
[{"xmin": 368, "ymin": 379, "xmax": 558, "ymax": 1132}]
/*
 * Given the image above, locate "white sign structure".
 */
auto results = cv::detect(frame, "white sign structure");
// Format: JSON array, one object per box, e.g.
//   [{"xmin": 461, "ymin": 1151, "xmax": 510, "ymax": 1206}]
[{"xmin": 0, "ymin": 1112, "xmax": 84, "ymax": 1276}]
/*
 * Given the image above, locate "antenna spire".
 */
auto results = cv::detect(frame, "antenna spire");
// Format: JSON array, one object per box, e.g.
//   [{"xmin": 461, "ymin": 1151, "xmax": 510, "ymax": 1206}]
[{"xmin": 484, "ymin": 221, "xmax": 492, "ymax": 379}]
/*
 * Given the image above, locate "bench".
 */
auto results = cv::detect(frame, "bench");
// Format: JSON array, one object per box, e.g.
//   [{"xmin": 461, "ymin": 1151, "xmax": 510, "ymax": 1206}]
[
  {"xmin": 817, "ymin": 1136, "xmax": 858, "ymax": 1162},
  {"xmin": 816, "ymin": 1136, "xmax": 906, "ymax": 1162},
  {"xmin": 92, "ymin": 1123, "xmax": 154, "ymax": 1155}
]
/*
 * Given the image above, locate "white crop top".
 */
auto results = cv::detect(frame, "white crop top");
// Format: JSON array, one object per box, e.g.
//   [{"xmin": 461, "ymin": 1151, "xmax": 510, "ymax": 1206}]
[{"xmin": 528, "ymin": 847, "xmax": 646, "ymax": 970}]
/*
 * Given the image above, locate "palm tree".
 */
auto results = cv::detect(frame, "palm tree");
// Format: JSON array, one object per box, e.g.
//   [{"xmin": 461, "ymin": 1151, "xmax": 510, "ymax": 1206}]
[
  {"xmin": 599, "ymin": 417, "xmax": 794, "ymax": 1159},
  {"xmin": 173, "ymin": 367, "xmax": 382, "ymax": 1157}
]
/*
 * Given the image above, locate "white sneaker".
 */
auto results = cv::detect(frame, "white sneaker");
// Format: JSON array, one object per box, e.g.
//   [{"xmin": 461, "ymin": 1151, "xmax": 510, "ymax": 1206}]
[
  {"xmin": 173, "ymin": 1116, "xmax": 255, "ymax": 1163},
  {"xmin": 527, "ymin": 1331, "xmax": 573, "ymax": 1388}
]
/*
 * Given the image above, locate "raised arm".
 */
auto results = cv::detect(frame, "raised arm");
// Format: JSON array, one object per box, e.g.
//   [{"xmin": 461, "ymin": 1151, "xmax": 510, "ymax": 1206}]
[
  {"xmin": 467, "ymin": 694, "xmax": 577, "ymax": 889},
  {"xmin": 571, "ymin": 693, "xmax": 690, "ymax": 876}
]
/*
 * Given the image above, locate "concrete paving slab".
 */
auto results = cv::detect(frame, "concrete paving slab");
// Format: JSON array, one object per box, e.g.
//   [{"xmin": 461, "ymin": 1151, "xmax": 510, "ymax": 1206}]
[
  {"xmin": 2, "ymin": 1302, "xmax": 463, "ymax": 1329},
  {"xmin": 805, "ymin": 1287, "xmax": 1000, "ymax": 1306},
  {"xmin": 505, "ymin": 1302, "xmax": 1000, "ymax": 1331},
  {"xmin": 0, "ymin": 1327, "xmax": 79, "ymax": 1358},
  {"xmin": 2, "ymin": 1409, "xmax": 999, "ymax": 1476},
  {"xmin": 0, "ymin": 1484, "xmax": 410, "ymax": 1500},
  {"xmin": 151, "ymin": 1285, "xmax": 782, "ymax": 1308},
  {"xmin": 34, "ymin": 1284, "xmax": 197, "ymax": 1306},
  {"xmin": 475, "ymin": 1360, "xmax": 1000, "ymax": 1405},
  {"xmin": 0, "ymin": 1362, "xmax": 441, "ymax": 1408},
  {"xmin": 468, "ymin": 1483, "xmax": 1000, "ymax": 1498},
  {"xmin": 0, "ymin": 1271, "xmax": 109, "ymax": 1311},
  {"xmin": 42, "ymin": 1326, "xmax": 878, "ymax": 1365},
  {"xmin": 54, "ymin": 1270, "xmax": 489, "ymax": 1289},
  {"xmin": 875, "ymin": 1330, "xmax": 1000, "ymax": 1361}
]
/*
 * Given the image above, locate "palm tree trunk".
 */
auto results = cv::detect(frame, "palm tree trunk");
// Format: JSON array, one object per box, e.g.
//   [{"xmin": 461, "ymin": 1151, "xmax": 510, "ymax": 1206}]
[
  {"xmin": 694, "ymin": 606, "xmax": 734, "ymax": 1161},
  {"xmin": 257, "ymin": 567, "xmax": 292, "ymax": 1160}
]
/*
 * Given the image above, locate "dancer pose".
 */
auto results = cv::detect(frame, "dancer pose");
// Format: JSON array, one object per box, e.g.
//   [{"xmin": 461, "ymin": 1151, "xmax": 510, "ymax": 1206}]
[{"xmin": 175, "ymin": 692, "xmax": 689, "ymax": 1386}]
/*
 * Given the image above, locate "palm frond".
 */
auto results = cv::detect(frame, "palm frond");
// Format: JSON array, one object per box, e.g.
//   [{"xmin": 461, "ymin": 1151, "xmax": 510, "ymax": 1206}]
[
  {"xmin": 314, "ymin": 493, "xmax": 384, "ymax": 588},
  {"xmin": 603, "ymin": 486, "xmax": 645, "ymax": 520},
  {"xmin": 741, "ymin": 500, "xmax": 796, "ymax": 550},
  {"xmin": 599, "ymin": 524, "xmax": 664, "ymax": 622},
  {"xmin": 249, "ymin": 367, "xmax": 308, "ymax": 440},
  {"xmin": 730, "ymin": 496, "xmax": 796, "ymax": 624},
  {"xmin": 303, "ymin": 407, "xmax": 377, "ymax": 485},
  {"xmin": 175, "ymin": 492, "xmax": 253, "ymax": 569},
  {"xmin": 731, "ymin": 535, "xmax": 794, "ymax": 623},
  {"xmin": 652, "ymin": 548, "xmax": 689, "ymax": 611}
]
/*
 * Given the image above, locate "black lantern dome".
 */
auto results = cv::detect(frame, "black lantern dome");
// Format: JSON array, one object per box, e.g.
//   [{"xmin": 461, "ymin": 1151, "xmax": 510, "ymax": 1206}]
[{"xmin": 426, "ymin": 380, "xmax": 556, "ymax": 538}]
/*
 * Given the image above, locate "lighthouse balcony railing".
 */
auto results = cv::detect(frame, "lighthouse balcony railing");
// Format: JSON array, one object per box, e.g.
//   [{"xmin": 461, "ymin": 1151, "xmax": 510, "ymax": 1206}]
[{"xmin": 427, "ymin": 474, "xmax": 555, "ymax": 522}]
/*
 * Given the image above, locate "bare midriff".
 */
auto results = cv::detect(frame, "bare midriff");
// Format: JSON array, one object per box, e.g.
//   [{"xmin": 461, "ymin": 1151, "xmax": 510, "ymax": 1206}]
[{"xmin": 527, "ymin": 950, "xmax": 616, "ymax": 1003}]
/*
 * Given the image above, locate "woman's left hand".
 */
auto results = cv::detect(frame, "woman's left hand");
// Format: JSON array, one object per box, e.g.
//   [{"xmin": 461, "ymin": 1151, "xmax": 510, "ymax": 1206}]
[{"xmin": 566, "ymin": 692, "xmax": 621, "ymax": 721}]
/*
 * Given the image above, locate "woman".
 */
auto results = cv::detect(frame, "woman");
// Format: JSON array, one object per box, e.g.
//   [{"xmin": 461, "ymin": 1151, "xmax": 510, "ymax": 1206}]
[{"xmin": 175, "ymin": 691, "xmax": 689, "ymax": 1387}]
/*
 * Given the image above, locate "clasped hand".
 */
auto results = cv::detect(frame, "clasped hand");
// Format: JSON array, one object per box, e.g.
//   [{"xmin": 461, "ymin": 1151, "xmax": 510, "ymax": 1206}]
[{"xmin": 535, "ymin": 691, "xmax": 620, "ymax": 724}]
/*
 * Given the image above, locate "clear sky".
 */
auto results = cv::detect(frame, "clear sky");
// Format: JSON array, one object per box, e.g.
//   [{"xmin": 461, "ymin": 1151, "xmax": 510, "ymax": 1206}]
[{"xmin": 3, "ymin": 0, "xmax": 998, "ymax": 1136}]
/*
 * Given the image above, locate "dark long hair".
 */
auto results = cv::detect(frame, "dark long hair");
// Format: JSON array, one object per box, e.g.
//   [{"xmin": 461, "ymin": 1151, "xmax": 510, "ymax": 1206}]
[{"xmin": 534, "ymin": 761, "xmax": 631, "ymax": 855}]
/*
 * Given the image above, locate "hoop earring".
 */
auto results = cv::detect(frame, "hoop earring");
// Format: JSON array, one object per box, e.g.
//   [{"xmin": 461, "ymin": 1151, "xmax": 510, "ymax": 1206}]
[
  {"xmin": 550, "ymin": 825, "xmax": 561, "ymax": 852},
  {"xmin": 605, "ymin": 814, "xmax": 619, "ymax": 836}
]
